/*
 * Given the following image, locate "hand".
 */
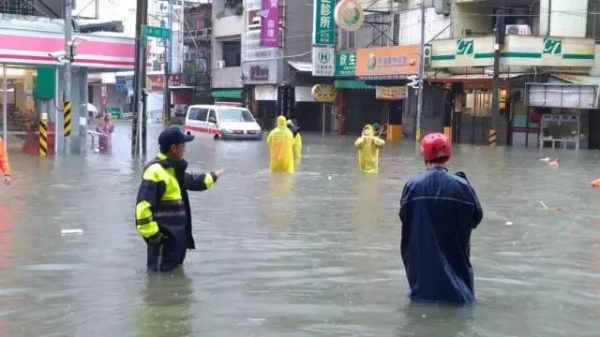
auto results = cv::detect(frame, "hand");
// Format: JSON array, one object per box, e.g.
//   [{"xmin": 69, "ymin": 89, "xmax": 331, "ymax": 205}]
[
  {"xmin": 148, "ymin": 232, "xmax": 167, "ymax": 244},
  {"xmin": 214, "ymin": 169, "xmax": 225, "ymax": 177},
  {"xmin": 3, "ymin": 176, "xmax": 10, "ymax": 186}
]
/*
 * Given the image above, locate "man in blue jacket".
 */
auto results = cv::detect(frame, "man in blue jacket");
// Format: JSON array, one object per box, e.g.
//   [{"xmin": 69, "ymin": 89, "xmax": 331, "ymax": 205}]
[{"xmin": 399, "ymin": 133, "xmax": 483, "ymax": 305}]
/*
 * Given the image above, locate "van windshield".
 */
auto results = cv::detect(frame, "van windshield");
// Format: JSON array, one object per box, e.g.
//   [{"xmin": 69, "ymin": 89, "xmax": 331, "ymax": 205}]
[{"xmin": 218, "ymin": 109, "xmax": 255, "ymax": 123}]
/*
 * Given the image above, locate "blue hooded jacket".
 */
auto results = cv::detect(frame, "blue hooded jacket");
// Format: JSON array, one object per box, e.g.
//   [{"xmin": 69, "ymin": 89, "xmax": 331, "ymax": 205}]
[{"xmin": 399, "ymin": 167, "xmax": 483, "ymax": 305}]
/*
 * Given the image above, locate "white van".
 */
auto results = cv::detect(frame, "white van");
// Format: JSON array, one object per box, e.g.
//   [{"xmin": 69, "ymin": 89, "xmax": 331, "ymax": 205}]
[{"xmin": 184, "ymin": 104, "xmax": 262, "ymax": 140}]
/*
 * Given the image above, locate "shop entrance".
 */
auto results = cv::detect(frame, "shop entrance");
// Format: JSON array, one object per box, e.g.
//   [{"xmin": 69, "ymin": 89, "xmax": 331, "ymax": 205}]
[{"xmin": 0, "ymin": 65, "xmax": 57, "ymax": 151}]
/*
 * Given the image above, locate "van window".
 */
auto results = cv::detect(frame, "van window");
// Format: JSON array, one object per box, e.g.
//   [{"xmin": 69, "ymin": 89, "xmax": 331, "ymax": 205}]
[
  {"xmin": 208, "ymin": 110, "xmax": 217, "ymax": 124},
  {"xmin": 197, "ymin": 108, "xmax": 208, "ymax": 121},
  {"xmin": 188, "ymin": 108, "xmax": 199, "ymax": 120}
]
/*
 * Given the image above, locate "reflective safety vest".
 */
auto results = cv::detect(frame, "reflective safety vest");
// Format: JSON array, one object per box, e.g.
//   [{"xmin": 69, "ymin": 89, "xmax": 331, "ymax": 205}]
[
  {"xmin": 0, "ymin": 137, "xmax": 11, "ymax": 177},
  {"xmin": 135, "ymin": 153, "xmax": 216, "ymax": 249}
]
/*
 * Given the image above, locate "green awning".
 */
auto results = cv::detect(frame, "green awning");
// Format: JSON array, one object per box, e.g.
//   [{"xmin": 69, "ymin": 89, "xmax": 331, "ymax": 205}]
[
  {"xmin": 334, "ymin": 79, "xmax": 374, "ymax": 90},
  {"xmin": 212, "ymin": 89, "xmax": 242, "ymax": 99}
]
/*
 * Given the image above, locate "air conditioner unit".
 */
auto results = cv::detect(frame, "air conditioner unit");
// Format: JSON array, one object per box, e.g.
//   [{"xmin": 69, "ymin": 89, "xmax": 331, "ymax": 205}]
[
  {"xmin": 216, "ymin": 60, "xmax": 226, "ymax": 68},
  {"xmin": 505, "ymin": 25, "xmax": 531, "ymax": 36},
  {"xmin": 197, "ymin": 28, "xmax": 209, "ymax": 37},
  {"xmin": 434, "ymin": 0, "xmax": 451, "ymax": 16}
]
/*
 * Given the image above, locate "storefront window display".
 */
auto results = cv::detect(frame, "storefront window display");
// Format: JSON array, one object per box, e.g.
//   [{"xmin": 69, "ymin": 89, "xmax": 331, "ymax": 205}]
[{"xmin": 0, "ymin": 67, "xmax": 42, "ymax": 134}]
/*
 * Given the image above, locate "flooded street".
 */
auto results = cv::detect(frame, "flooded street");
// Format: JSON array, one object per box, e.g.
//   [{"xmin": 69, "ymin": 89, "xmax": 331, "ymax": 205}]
[{"xmin": 1, "ymin": 123, "xmax": 600, "ymax": 336}]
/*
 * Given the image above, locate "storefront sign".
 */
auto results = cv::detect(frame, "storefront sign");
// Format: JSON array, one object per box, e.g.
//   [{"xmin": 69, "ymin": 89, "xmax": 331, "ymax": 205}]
[
  {"xmin": 260, "ymin": 0, "xmax": 280, "ymax": 47},
  {"xmin": 335, "ymin": 52, "xmax": 356, "ymax": 76},
  {"xmin": 313, "ymin": 0, "xmax": 336, "ymax": 45},
  {"xmin": 356, "ymin": 45, "xmax": 420, "ymax": 79},
  {"xmin": 0, "ymin": 31, "xmax": 135, "ymax": 69},
  {"xmin": 431, "ymin": 36, "xmax": 595, "ymax": 68},
  {"xmin": 375, "ymin": 86, "xmax": 406, "ymax": 101},
  {"xmin": 334, "ymin": 0, "xmax": 364, "ymax": 32},
  {"xmin": 312, "ymin": 46, "xmax": 335, "ymax": 77},
  {"xmin": 147, "ymin": 74, "xmax": 183, "ymax": 91},
  {"xmin": 250, "ymin": 65, "xmax": 269, "ymax": 81},
  {"xmin": 242, "ymin": 59, "xmax": 281, "ymax": 84},
  {"xmin": 311, "ymin": 84, "xmax": 337, "ymax": 103}
]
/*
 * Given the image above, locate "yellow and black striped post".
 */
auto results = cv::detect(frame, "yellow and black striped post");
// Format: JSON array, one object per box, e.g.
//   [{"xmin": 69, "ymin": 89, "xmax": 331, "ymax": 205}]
[
  {"xmin": 489, "ymin": 129, "xmax": 497, "ymax": 147},
  {"xmin": 63, "ymin": 101, "xmax": 72, "ymax": 137},
  {"xmin": 39, "ymin": 117, "xmax": 48, "ymax": 157}
]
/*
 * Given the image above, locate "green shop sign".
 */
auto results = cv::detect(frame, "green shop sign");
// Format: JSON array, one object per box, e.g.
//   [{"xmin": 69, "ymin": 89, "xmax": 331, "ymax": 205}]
[
  {"xmin": 313, "ymin": 0, "xmax": 336, "ymax": 45},
  {"xmin": 335, "ymin": 52, "xmax": 356, "ymax": 76}
]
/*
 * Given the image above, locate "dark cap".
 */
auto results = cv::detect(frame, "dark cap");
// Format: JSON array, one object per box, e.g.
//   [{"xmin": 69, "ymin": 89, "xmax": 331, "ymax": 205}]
[{"xmin": 158, "ymin": 127, "xmax": 194, "ymax": 150}]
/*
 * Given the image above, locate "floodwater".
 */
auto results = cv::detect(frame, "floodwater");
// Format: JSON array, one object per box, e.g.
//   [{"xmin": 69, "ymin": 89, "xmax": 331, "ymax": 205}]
[{"xmin": 1, "ymin": 122, "xmax": 599, "ymax": 336}]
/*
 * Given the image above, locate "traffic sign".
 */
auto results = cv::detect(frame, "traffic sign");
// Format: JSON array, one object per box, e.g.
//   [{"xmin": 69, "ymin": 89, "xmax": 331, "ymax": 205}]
[{"xmin": 143, "ymin": 25, "xmax": 171, "ymax": 39}]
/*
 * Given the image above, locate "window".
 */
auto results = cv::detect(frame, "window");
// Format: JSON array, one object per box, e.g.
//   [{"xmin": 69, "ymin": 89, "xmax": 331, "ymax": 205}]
[
  {"xmin": 218, "ymin": 109, "xmax": 256, "ymax": 123},
  {"xmin": 197, "ymin": 108, "xmax": 208, "ymax": 121},
  {"xmin": 208, "ymin": 110, "xmax": 217, "ymax": 124},
  {"xmin": 222, "ymin": 41, "xmax": 241, "ymax": 67},
  {"xmin": 340, "ymin": 30, "xmax": 356, "ymax": 50},
  {"xmin": 189, "ymin": 107, "xmax": 208, "ymax": 121}
]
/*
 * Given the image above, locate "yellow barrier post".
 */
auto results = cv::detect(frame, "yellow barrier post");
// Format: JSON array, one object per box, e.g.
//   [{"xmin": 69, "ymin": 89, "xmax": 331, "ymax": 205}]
[
  {"xmin": 39, "ymin": 113, "xmax": 48, "ymax": 157},
  {"xmin": 63, "ymin": 100, "xmax": 72, "ymax": 138},
  {"xmin": 489, "ymin": 129, "xmax": 497, "ymax": 147}
]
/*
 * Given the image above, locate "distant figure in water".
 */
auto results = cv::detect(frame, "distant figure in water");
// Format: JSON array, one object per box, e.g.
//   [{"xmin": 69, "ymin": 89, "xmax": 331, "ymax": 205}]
[
  {"xmin": 96, "ymin": 114, "xmax": 115, "ymax": 153},
  {"xmin": 354, "ymin": 124, "xmax": 385, "ymax": 173},
  {"xmin": 267, "ymin": 116, "xmax": 294, "ymax": 173},
  {"xmin": 286, "ymin": 119, "xmax": 302, "ymax": 162}
]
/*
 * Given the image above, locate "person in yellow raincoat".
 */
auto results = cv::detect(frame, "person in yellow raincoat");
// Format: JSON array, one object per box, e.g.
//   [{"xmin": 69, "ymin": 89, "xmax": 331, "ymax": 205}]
[
  {"xmin": 287, "ymin": 120, "xmax": 302, "ymax": 161},
  {"xmin": 267, "ymin": 116, "xmax": 295, "ymax": 173},
  {"xmin": 354, "ymin": 124, "xmax": 385, "ymax": 173}
]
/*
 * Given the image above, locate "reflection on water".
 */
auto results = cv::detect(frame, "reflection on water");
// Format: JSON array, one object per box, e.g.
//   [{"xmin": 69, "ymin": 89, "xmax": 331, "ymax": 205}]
[
  {"xmin": 133, "ymin": 270, "xmax": 193, "ymax": 337},
  {"xmin": 0, "ymin": 124, "xmax": 598, "ymax": 336}
]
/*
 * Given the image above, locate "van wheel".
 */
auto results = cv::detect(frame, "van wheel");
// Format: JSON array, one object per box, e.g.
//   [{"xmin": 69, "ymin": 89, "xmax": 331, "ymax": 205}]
[
  {"xmin": 214, "ymin": 134, "xmax": 220, "ymax": 140},
  {"xmin": 186, "ymin": 131, "xmax": 192, "ymax": 136}
]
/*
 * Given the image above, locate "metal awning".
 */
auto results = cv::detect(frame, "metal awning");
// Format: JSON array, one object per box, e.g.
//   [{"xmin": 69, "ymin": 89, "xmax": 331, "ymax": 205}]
[
  {"xmin": 334, "ymin": 79, "xmax": 374, "ymax": 90},
  {"xmin": 551, "ymin": 73, "xmax": 600, "ymax": 85},
  {"xmin": 428, "ymin": 73, "xmax": 524, "ymax": 82},
  {"xmin": 212, "ymin": 89, "xmax": 242, "ymax": 99},
  {"xmin": 288, "ymin": 61, "xmax": 312, "ymax": 72}
]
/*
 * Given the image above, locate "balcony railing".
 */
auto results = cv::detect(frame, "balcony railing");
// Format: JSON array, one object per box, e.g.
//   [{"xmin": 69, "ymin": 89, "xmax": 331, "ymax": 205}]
[{"xmin": 0, "ymin": 1, "xmax": 34, "ymax": 16}]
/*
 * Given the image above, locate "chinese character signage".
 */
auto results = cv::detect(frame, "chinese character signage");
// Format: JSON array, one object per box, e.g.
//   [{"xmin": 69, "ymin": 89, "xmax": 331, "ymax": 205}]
[
  {"xmin": 312, "ymin": 46, "xmax": 335, "ymax": 77},
  {"xmin": 356, "ymin": 45, "xmax": 420, "ymax": 79},
  {"xmin": 375, "ymin": 86, "xmax": 406, "ymax": 101},
  {"xmin": 260, "ymin": 0, "xmax": 280, "ymax": 47},
  {"xmin": 313, "ymin": 0, "xmax": 335, "ymax": 45},
  {"xmin": 335, "ymin": 52, "xmax": 356, "ymax": 76}
]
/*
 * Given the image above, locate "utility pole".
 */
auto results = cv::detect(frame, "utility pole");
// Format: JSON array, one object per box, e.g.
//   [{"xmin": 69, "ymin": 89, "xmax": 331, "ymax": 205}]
[
  {"xmin": 163, "ymin": 0, "xmax": 173, "ymax": 125},
  {"xmin": 415, "ymin": 1, "xmax": 426, "ymax": 142},
  {"xmin": 490, "ymin": 8, "xmax": 505, "ymax": 147},
  {"xmin": 63, "ymin": 0, "xmax": 73, "ymax": 155},
  {"xmin": 133, "ymin": 0, "xmax": 148, "ymax": 157}
]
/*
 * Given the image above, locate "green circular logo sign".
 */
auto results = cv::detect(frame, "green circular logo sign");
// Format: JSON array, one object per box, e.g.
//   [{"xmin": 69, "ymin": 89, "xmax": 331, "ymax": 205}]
[
  {"xmin": 318, "ymin": 49, "xmax": 331, "ymax": 63},
  {"xmin": 334, "ymin": 0, "xmax": 364, "ymax": 32}
]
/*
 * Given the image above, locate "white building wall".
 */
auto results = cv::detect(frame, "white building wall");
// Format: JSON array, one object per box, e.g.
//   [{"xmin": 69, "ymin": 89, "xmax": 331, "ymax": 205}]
[{"xmin": 398, "ymin": 7, "xmax": 451, "ymax": 45}]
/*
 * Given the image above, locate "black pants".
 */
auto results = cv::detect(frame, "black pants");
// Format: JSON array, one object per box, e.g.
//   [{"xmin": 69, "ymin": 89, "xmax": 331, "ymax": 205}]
[{"xmin": 146, "ymin": 238, "xmax": 187, "ymax": 272}]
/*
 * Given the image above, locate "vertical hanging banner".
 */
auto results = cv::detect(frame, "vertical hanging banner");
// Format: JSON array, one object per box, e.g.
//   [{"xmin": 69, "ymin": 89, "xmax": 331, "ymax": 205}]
[
  {"xmin": 260, "ymin": 0, "xmax": 280, "ymax": 47},
  {"xmin": 313, "ymin": 0, "xmax": 336, "ymax": 45}
]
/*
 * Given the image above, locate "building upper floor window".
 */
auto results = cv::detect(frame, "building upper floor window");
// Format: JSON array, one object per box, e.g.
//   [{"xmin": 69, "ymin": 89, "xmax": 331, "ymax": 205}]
[{"xmin": 222, "ymin": 41, "xmax": 241, "ymax": 67}]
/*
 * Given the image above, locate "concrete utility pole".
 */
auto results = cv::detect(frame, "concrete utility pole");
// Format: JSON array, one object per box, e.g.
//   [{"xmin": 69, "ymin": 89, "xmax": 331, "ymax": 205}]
[
  {"xmin": 63, "ymin": 0, "xmax": 73, "ymax": 155},
  {"xmin": 415, "ymin": 1, "xmax": 426, "ymax": 142},
  {"xmin": 133, "ymin": 0, "xmax": 148, "ymax": 157},
  {"xmin": 490, "ymin": 8, "xmax": 505, "ymax": 147},
  {"xmin": 163, "ymin": 0, "xmax": 172, "ymax": 125}
]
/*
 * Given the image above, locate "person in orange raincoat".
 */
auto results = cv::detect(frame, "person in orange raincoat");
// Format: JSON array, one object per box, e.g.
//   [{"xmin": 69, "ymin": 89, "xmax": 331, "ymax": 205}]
[{"xmin": 0, "ymin": 137, "xmax": 11, "ymax": 185}]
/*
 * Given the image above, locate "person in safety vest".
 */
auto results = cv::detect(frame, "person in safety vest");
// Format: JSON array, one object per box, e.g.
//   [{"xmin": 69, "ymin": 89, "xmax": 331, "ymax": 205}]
[
  {"xmin": 354, "ymin": 124, "xmax": 385, "ymax": 173},
  {"xmin": 399, "ymin": 133, "xmax": 483, "ymax": 305},
  {"xmin": 135, "ymin": 127, "xmax": 224, "ymax": 272},
  {"xmin": 286, "ymin": 119, "xmax": 302, "ymax": 161},
  {"xmin": 0, "ymin": 137, "xmax": 11, "ymax": 185},
  {"xmin": 267, "ymin": 116, "xmax": 294, "ymax": 173}
]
